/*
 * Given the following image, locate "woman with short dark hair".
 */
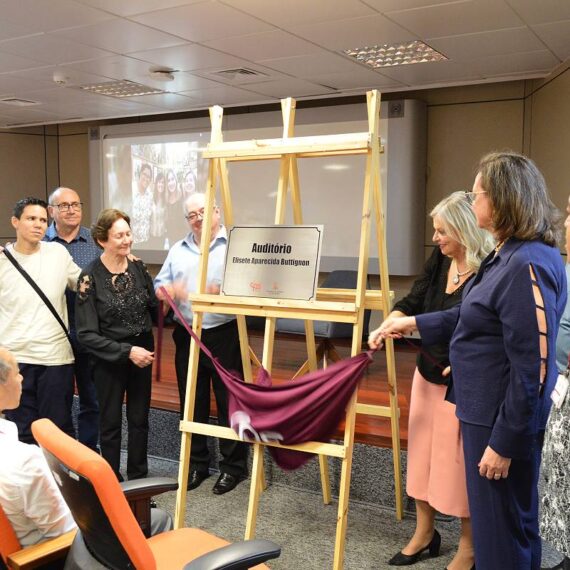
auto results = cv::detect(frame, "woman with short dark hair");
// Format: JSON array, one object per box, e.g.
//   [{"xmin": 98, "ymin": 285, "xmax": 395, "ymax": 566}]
[
  {"xmin": 76, "ymin": 208, "xmax": 157, "ymax": 481},
  {"xmin": 370, "ymin": 151, "xmax": 567, "ymax": 569}
]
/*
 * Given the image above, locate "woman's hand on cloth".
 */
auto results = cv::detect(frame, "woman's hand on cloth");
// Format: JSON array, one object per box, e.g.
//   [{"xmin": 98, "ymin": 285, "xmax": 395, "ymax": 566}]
[
  {"xmin": 478, "ymin": 445, "xmax": 511, "ymax": 480},
  {"xmin": 368, "ymin": 316, "xmax": 418, "ymax": 349},
  {"xmin": 129, "ymin": 346, "xmax": 155, "ymax": 368}
]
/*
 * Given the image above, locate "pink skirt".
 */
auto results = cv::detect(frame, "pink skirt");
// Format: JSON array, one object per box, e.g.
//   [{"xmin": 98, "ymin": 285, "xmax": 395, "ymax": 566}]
[{"xmin": 406, "ymin": 368, "xmax": 470, "ymax": 518}]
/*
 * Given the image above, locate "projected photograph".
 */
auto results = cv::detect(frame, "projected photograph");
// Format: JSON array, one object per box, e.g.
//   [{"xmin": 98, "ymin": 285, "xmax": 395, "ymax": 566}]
[{"xmin": 104, "ymin": 133, "xmax": 207, "ymax": 252}]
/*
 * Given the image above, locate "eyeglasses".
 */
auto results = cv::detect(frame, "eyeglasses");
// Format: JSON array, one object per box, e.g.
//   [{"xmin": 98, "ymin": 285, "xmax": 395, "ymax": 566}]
[
  {"xmin": 54, "ymin": 202, "xmax": 83, "ymax": 212},
  {"xmin": 185, "ymin": 208, "xmax": 205, "ymax": 222},
  {"xmin": 464, "ymin": 191, "xmax": 487, "ymax": 204}
]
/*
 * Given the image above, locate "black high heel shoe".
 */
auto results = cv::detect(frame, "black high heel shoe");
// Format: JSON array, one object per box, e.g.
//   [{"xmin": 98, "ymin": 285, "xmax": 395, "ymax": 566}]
[{"xmin": 388, "ymin": 529, "xmax": 441, "ymax": 566}]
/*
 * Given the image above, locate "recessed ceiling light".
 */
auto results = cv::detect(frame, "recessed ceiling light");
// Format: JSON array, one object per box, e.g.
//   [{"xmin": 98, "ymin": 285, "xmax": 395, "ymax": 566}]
[
  {"xmin": 78, "ymin": 80, "xmax": 165, "ymax": 98},
  {"xmin": 343, "ymin": 40, "xmax": 447, "ymax": 68}
]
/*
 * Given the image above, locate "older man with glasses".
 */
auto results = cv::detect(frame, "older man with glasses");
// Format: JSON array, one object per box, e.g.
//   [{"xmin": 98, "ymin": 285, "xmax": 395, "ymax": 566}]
[
  {"xmin": 154, "ymin": 192, "xmax": 248, "ymax": 495},
  {"xmin": 45, "ymin": 187, "xmax": 101, "ymax": 451}
]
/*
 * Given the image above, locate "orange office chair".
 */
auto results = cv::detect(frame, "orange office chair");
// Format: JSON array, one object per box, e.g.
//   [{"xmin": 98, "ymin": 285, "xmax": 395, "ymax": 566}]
[
  {"xmin": 31, "ymin": 419, "xmax": 280, "ymax": 570},
  {"xmin": 0, "ymin": 501, "xmax": 76, "ymax": 570}
]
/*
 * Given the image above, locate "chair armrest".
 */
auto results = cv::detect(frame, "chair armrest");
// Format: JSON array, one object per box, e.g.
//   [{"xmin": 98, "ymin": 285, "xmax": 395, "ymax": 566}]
[
  {"xmin": 183, "ymin": 539, "xmax": 281, "ymax": 570},
  {"xmin": 120, "ymin": 477, "xmax": 178, "ymax": 501},
  {"xmin": 7, "ymin": 529, "xmax": 77, "ymax": 570},
  {"xmin": 120, "ymin": 478, "xmax": 177, "ymax": 537}
]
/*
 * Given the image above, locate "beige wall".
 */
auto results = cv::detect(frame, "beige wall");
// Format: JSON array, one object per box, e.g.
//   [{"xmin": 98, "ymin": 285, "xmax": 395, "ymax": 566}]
[
  {"xmin": 527, "ymin": 64, "xmax": 570, "ymax": 214},
  {"xmin": 0, "ymin": 128, "xmax": 51, "ymax": 238}
]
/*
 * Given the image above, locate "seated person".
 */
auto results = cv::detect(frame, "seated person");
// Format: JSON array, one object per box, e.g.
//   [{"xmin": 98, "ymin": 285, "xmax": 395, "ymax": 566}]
[
  {"xmin": 0, "ymin": 346, "xmax": 76, "ymax": 547},
  {"xmin": 0, "ymin": 345, "xmax": 172, "ymax": 551}
]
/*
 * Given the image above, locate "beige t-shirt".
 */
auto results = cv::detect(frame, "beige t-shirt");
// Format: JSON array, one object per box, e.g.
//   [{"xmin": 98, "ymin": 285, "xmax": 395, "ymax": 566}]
[{"xmin": 0, "ymin": 242, "xmax": 81, "ymax": 365}]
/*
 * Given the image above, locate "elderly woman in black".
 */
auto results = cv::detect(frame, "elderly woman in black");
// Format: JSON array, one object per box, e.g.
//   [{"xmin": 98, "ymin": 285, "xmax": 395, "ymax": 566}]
[{"xmin": 76, "ymin": 209, "xmax": 156, "ymax": 481}]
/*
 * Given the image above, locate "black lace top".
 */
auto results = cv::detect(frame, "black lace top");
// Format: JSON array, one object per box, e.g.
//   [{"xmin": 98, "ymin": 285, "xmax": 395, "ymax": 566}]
[
  {"xmin": 393, "ymin": 247, "xmax": 472, "ymax": 385},
  {"xmin": 75, "ymin": 258, "xmax": 158, "ymax": 362}
]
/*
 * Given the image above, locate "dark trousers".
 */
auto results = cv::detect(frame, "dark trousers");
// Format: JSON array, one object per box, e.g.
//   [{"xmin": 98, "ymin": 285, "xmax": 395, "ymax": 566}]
[
  {"xmin": 173, "ymin": 320, "xmax": 248, "ymax": 477},
  {"xmin": 92, "ymin": 331, "xmax": 153, "ymax": 480},
  {"xmin": 5, "ymin": 363, "xmax": 74, "ymax": 444},
  {"xmin": 461, "ymin": 421, "xmax": 542, "ymax": 570},
  {"xmin": 72, "ymin": 338, "xmax": 100, "ymax": 451}
]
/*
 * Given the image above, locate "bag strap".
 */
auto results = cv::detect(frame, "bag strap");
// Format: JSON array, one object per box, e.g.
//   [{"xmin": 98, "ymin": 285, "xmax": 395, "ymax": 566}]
[{"xmin": 2, "ymin": 246, "xmax": 72, "ymax": 344}]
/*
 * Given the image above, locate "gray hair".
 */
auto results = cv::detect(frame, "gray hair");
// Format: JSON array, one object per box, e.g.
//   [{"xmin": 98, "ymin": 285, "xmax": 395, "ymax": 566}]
[
  {"xmin": 183, "ymin": 193, "xmax": 216, "ymax": 215},
  {"xmin": 48, "ymin": 187, "xmax": 78, "ymax": 206},
  {"xmin": 431, "ymin": 191, "xmax": 495, "ymax": 271},
  {"xmin": 0, "ymin": 352, "xmax": 11, "ymax": 385},
  {"xmin": 477, "ymin": 151, "xmax": 561, "ymax": 246}
]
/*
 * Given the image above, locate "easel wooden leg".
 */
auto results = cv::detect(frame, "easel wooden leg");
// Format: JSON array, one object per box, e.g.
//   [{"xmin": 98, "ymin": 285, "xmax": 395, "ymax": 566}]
[
  {"xmin": 333, "ymin": 394, "xmax": 357, "ymax": 570},
  {"xmin": 319, "ymin": 454, "xmax": 331, "ymax": 505},
  {"xmin": 245, "ymin": 443, "xmax": 264, "ymax": 539}
]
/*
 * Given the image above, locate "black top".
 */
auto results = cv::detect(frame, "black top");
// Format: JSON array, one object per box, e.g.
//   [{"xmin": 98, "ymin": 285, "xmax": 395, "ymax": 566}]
[
  {"xmin": 75, "ymin": 258, "xmax": 158, "ymax": 362},
  {"xmin": 393, "ymin": 247, "xmax": 472, "ymax": 385}
]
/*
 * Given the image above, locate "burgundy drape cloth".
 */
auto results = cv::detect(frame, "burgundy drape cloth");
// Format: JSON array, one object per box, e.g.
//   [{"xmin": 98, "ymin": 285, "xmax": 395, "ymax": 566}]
[{"xmin": 159, "ymin": 287, "xmax": 373, "ymax": 469}]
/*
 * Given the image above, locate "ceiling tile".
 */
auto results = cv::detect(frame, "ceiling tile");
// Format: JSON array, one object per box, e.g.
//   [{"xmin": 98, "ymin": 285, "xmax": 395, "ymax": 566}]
[
  {"xmin": 387, "ymin": 0, "xmax": 524, "ymax": 38},
  {"xmin": 65, "ymin": 55, "xmax": 159, "ymax": 80},
  {"xmin": 362, "ymin": 0, "xmax": 461, "ymax": 12},
  {"xmin": 244, "ymin": 78, "xmax": 336, "ymax": 98},
  {"xmin": 4, "ymin": 65, "xmax": 114, "ymax": 90},
  {"xmin": 532, "ymin": 20, "xmax": 570, "ymax": 61},
  {"xmin": 52, "ymin": 18, "xmax": 186, "ymax": 54},
  {"xmin": 130, "ymin": 2, "xmax": 274, "ymax": 42},
  {"xmin": 0, "ymin": 52, "xmax": 46, "ymax": 73},
  {"xmin": 428, "ymin": 27, "xmax": 546, "ymax": 61},
  {"xmin": 0, "ymin": 35, "xmax": 113, "ymax": 65},
  {"xmin": 308, "ymin": 69, "xmax": 405, "ymax": 90},
  {"xmin": 124, "ymin": 92, "xmax": 196, "ymax": 111},
  {"xmin": 378, "ymin": 60, "xmax": 481, "ymax": 86},
  {"xmin": 0, "ymin": 19, "xmax": 37, "ymax": 41},
  {"xmin": 505, "ymin": 0, "xmax": 570, "ymax": 25},
  {"xmin": 0, "ymin": 0, "xmax": 112, "ymax": 33},
  {"xmin": 75, "ymin": 0, "xmax": 202, "ymax": 17},
  {"xmin": 0, "ymin": 73, "xmax": 56, "ymax": 96},
  {"xmin": 180, "ymin": 84, "xmax": 270, "ymax": 106},
  {"xmin": 129, "ymin": 44, "xmax": 247, "ymax": 72},
  {"xmin": 220, "ymin": 0, "xmax": 374, "ymax": 27},
  {"xmin": 289, "ymin": 14, "xmax": 416, "ymax": 50},
  {"xmin": 203, "ymin": 30, "xmax": 322, "ymax": 62},
  {"xmin": 259, "ymin": 52, "xmax": 364, "ymax": 79},
  {"xmin": 468, "ymin": 49, "xmax": 561, "ymax": 77},
  {"xmin": 141, "ymin": 71, "xmax": 226, "ymax": 92}
]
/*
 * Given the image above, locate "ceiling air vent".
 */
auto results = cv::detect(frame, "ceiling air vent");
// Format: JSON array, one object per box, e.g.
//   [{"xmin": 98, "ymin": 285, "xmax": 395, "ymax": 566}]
[
  {"xmin": 0, "ymin": 97, "xmax": 41, "ymax": 107},
  {"xmin": 211, "ymin": 67, "xmax": 268, "ymax": 82}
]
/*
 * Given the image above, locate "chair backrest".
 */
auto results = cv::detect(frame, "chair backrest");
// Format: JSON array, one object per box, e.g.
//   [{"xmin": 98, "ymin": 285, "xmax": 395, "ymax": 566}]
[
  {"xmin": 0, "ymin": 503, "xmax": 21, "ymax": 566},
  {"xmin": 31, "ymin": 419, "xmax": 156, "ymax": 570}
]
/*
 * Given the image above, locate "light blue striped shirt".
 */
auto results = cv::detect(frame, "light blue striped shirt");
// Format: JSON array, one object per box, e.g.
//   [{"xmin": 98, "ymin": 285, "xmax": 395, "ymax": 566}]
[{"xmin": 154, "ymin": 226, "xmax": 234, "ymax": 329}]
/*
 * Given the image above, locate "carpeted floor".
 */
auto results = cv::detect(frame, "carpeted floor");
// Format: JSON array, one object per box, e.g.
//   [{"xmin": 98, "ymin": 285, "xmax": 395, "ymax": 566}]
[
  {"xmin": 142, "ymin": 454, "xmax": 462, "ymax": 569},
  {"xmin": 123, "ymin": 445, "xmax": 562, "ymax": 570}
]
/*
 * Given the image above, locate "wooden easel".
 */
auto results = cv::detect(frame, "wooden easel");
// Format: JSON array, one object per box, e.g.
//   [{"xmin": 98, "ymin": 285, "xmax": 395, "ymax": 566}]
[{"xmin": 174, "ymin": 90, "xmax": 403, "ymax": 569}]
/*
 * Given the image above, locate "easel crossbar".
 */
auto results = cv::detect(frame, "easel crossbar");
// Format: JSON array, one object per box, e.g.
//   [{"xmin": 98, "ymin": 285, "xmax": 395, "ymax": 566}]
[
  {"xmin": 189, "ymin": 294, "xmax": 359, "ymax": 322},
  {"xmin": 179, "ymin": 421, "xmax": 346, "ymax": 458},
  {"xmin": 203, "ymin": 132, "xmax": 376, "ymax": 159}
]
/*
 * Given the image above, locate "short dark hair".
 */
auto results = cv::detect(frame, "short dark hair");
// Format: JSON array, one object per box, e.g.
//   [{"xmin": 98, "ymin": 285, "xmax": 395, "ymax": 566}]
[
  {"xmin": 13, "ymin": 197, "xmax": 48, "ymax": 219},
  {"xmin": 139, "ymin": 163, "xmax": 152, "ymax": 179},
  {"xmin": 91, "ymin": 208, "xmax": 131, "ymax": 248},
  {"xmin": 477, "ymin": 151, "xmax": 561, "ymax": 246}
]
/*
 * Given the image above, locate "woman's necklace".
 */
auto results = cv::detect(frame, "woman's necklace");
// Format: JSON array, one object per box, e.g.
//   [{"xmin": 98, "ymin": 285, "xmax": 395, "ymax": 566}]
[
  {"xmin": 494, "ymin": 239, "xmax": 506, "ymax": 254},
  {"xmin": 452, "ymin": 259, "xmax": 471, "ymax": 285}
]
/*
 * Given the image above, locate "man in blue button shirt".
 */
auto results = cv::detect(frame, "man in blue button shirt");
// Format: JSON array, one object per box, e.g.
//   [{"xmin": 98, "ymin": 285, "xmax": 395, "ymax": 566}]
[
  {"xmin": 155, "ymin": 192, "xmax": 248, "ymax": 495},
  {"xmin": 45, "ymin": 187, "xmax": 101, "ymax": 451}
]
